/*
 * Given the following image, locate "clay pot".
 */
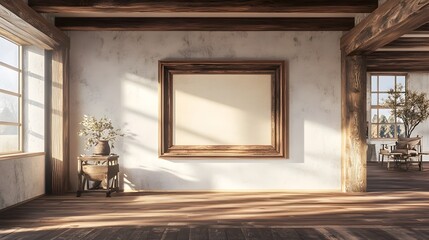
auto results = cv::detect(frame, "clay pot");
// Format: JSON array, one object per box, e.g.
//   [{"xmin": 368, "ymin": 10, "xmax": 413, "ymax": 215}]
[{"xmin": 93, "ymin": 140, "xmax": 110, "ymax": 155}]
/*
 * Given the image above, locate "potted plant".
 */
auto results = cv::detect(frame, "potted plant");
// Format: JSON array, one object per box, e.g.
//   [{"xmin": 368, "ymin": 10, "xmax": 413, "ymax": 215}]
[
  {"xmin": 78, "ymin": 115, "xmax": 124, "ymax": 155},
  {"xmin": 385, "ymin": 86, "xmax": 429, "ymax": 138}
]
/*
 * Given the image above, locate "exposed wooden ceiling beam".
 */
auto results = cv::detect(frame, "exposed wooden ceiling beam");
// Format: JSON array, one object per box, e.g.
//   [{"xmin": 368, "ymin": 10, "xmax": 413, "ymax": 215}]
[
  {"xmin": 383, "ymin": 37, "xmax": 429, "ymax": 49},
  {"xmin": 415, "ymin": 23, "xmax": 429, "ymax": 33},
  {"xmin": 341, "ymin": 0, "xmax": 429, "ymax": 56},
  {"xmin": 0, "ymin": 0, "xmax": 69, "ymax": 49},
  {"xmin": 29, "ymin": 0, "xmax": 378, "ymax": 14},
  {"xmin": 367, "ymin": 51, "xmax": 429, "ymax": 72},
  {"xmin": 55, "ymin": 17, "xmax": 355, "ymax": 31}
]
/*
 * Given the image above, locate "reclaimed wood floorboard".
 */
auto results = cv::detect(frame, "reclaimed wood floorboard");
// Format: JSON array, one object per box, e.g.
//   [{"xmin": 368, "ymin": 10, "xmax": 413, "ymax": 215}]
[{"xmin": 0, "ymin": 163, "xmax": 428, "ymax": 239}]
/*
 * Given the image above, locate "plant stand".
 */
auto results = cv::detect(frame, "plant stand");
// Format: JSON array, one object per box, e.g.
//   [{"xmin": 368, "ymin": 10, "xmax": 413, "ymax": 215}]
[{"xmin": 77, "ymin": 154, "xmax": 120, "ymax": 197}]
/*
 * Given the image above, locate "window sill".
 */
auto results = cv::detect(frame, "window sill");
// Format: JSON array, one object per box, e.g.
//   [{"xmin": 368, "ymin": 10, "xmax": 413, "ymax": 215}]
[{"xmin": 0, "ymin": 152, "xmax": 45, "ymax": 161}]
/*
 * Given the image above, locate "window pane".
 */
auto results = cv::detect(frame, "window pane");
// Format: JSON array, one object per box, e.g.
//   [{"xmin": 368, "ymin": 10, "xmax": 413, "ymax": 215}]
[
  {"xmin": 379, "ymin": 75, "xmax": 395, "ymax": 92},
  {"xmin": 397, "ymin": 124, "xmax": 405, "ymax": 137},
  {"xmin": 371, "ymin": 76, "xmax": 378, "ymax": 92},
  {"xmin": 370, "ymin": 74, "xmax": 407, "ymax": 139},
  {"xmin": 379, "ymin": 124, "xmax": 394, "ymax": 138},
  {"xmin": 371, "ymin": 124, "xmax": 378, "ymax": 138},
  {"xmin": 371, "ymin": 109, "xmax": 378, "ymax": 123},
  {"xmin": 371, "ymin": 93, "xmax": 378, "ymax": 105},
  {"xmin": 0, "ymin": 65, "xmax": 19, "ymax": 93},
  {"xmin": 379, "ymin": 93, "xmax": 390, "ymax": 105},
  {"xmin": 0, "ymin": 125, "xmax": 19, "ymax": 153},
  {"xmin": 400, "ymin": 93, "xmax": 405, "ymax": 102},
  {"xmin": 379, "ymin": 109, "xmax": 394, "ymax": 123},
  {"xmin": 396, "ymin": 76, "xmax": 406, "ymax": 91},
  {"xmin": 0, "ymin": 37, "xmax": 19, "ymax": 68},
  {"xmin": 0, "ymin": 92, "xmax": 18, "ymax": 122}
]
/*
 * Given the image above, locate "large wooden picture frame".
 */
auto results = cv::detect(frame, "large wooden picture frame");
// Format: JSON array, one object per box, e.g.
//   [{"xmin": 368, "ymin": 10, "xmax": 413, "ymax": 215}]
[{"xmin": 159, "ymin": 61, "xmax": 287, "ymax": 158}]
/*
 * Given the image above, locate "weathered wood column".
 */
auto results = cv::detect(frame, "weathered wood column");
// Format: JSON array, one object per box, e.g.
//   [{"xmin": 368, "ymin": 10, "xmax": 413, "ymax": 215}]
[
  {"xmin": 341, "ymin": 53, "xmax": 367, "ymax": 192},
  {"xmin": 50, "ymin": 46, "xmax": 70, "ymax": 194}
]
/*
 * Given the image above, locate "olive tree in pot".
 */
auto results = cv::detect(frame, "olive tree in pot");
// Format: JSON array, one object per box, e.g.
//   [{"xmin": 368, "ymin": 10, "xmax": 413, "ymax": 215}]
[
  {"xmin": 78, "ymin": 115, "xmax": 124, "ymax": 155},
  {"xmin": 385, "ymin": 86, "xmax": 429, "ymax": 138}
]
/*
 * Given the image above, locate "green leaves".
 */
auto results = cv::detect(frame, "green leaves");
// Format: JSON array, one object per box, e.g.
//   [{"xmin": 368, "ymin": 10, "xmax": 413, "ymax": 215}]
[
  {"xmin": 78, "ymin": 115, "xmax": 124, "ymax": 150},
  {"xmin": 385, "ymin": 86, "xmax": 429, "ymax": 137}
]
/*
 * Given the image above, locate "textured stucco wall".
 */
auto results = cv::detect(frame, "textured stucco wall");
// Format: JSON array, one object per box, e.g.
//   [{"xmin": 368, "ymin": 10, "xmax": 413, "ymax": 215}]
[
  {"xmin": 69, "ymin": 31, "xmax": 342, "ymax": 191},
  {"xmin": 0, "ymin": 155, "xmax": 45, "ymax": 209}
]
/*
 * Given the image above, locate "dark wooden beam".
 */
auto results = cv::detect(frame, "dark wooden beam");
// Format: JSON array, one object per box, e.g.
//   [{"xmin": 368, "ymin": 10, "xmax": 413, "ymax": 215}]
[
  {"xmin": 383, "ymin": 37, "xmax": 429, "ymax": 49},
  {"xmin": 55, "ymin": 17, "xmax": 355, "ymax": 31},
  {"xmin": 367, "ymin": 51, "xmax": 429, "ymax": 72},
  {"xmin": 415, "ymin": 23, "xmax": 429, "ymax": 33},
  {"xmin": 0, "ymin": 0, "xmax": 69, "ymax": 49},
  {"xmin": 341, "ymin": 0, "xmax": 429, "ymax": 56},
  {"xmin": 341, "ymin": 53, "xmax": 367, "ymax": 192},
  {"xmin": 29, "ymin": 0, "xmax": 378, "ymax": 14}
]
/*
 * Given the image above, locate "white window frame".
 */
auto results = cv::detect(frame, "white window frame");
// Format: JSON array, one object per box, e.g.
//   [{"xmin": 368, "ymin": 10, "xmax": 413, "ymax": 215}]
[
  {"xmin": 0, "ymin": 36, "xmax": 23, "ymax": 154},
  {"xmin": 370, "ymin": 73, "xmax": 406, "ymax": 140}
]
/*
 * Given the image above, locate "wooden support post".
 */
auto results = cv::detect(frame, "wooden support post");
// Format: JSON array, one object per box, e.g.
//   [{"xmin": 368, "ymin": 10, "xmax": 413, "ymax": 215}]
[
  {"xmin": 341, "ymin": 53, "xmax": 367, "ymax": 192},
  {"xmin": 50, "ymin": 46, "xmax": 70, "ymax": 194}
]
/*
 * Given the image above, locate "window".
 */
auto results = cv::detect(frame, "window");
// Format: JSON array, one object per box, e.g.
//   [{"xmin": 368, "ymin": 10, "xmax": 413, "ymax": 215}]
[
  {"xmin": 370, "ymin": 74, "xmax": 406, "ymax": 139},
  {"xmin": 0, "ymin": 36, "xmax": 22, "ymax": 154}
]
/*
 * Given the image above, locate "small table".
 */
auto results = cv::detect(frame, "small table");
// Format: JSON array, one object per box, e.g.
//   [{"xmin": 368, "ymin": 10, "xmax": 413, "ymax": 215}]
[{"xmin": 77, "ymin": 154, "xmax": 120, "ymax": 197}]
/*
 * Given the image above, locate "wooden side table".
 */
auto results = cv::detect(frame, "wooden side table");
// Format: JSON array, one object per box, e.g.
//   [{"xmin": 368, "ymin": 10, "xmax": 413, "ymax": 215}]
[{"xmin": 77, "ymin": 154, "xmax": 120, "ymax": 197}]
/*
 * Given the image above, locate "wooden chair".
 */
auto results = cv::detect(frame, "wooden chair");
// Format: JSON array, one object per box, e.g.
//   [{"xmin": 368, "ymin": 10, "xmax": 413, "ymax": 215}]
[{"xmin": 390, "ymin": 136, "xmax": 422, "ymax": 170}]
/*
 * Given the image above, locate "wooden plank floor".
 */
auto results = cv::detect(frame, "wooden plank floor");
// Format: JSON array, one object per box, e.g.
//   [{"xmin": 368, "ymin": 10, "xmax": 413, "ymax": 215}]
[{"xmin": 0, "ymin": 162, "xmax": 428, "ymax": 240}]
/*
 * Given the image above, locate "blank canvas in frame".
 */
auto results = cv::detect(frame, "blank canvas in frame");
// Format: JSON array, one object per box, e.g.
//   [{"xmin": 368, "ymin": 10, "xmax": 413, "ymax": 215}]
[{"xmin": 159, "ymin": 61, "xmax": 287, "ymax": 157}]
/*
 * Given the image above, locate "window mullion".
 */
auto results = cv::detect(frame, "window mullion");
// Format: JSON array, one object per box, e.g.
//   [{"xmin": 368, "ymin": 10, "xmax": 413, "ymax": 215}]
[
  {"xmin": 0, "ymin": 121, "xmax": 20, "ymax": 126},
  {"xmin": 18, "ymin": 45, "xmax": 23, "ymax": 152},
  {"xmin": 0, "ymin": 88, "xmax": 21, "ymax": 97},
  {"xmin": 0, "ymin": 61, "xmax": 21, "ymax": 72}
]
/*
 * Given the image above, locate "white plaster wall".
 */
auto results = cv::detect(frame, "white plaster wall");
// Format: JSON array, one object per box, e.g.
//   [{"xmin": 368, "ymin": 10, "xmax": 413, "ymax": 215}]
[
  {"xmin": 69, "ymin": 31, "xmax": 342, "ymax": 191},
  {"xmin": 0, "ymin": 155, "xmax": 45, "ymax": 209}
]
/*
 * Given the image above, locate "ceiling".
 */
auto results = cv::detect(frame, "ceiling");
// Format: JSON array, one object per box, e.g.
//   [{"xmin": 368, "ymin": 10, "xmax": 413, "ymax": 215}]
[{"xmin": 25, "ymin": 0, "xmax": 429, "ymax": 71}]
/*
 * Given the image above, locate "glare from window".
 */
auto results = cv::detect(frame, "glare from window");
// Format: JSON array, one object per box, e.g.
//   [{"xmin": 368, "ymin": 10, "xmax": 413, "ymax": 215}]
[
  {"xmin": 0, "ymin": 37, "xmax": 19, "ymax": 68},
  {"xmin": 0, "ymin": 36, "xmax": 21, "ymax": 154}
]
